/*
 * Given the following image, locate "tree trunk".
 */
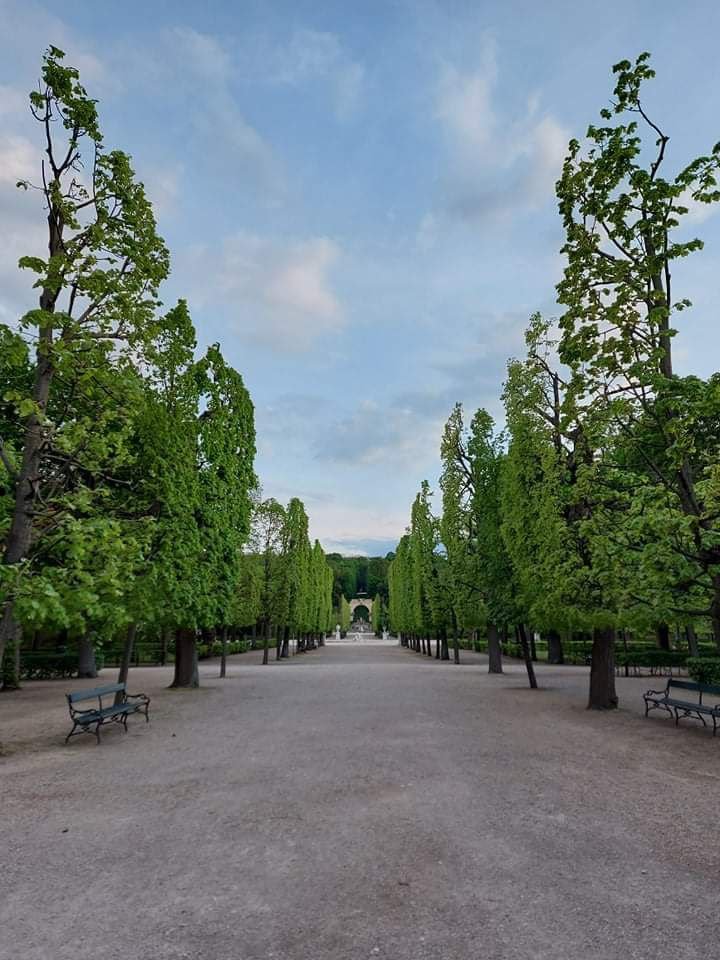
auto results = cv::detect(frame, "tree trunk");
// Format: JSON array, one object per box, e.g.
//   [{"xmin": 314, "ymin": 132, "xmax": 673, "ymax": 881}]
[
  {"xmin": 78, "ymin": 636, "xmax": 98, "ymax": 678},
  {"xmin": 171, "ymin": 628, "xmax": 199, "ymax": 688},
  {"xmin": 487, "ymin": 622, "xmax": 503, "ymax": 674},
  {"xmin": 529, "ymin": 630, "xmax": 538, "ymax": 662},
  {"xmin": 588, "ymin": 626, "xmax": 618, "ymax": 710},
  {"xmin": 656, "ymin": 623, "xmax": 670, "ymax": 650},
  {"xmin": 711, "ymin": 574, "xmax": 720, "ymax": 653},
  {"xmin": 452, "ymin": 630, "xmax": 460, "ymax": 665},
  {"xmin": 0, "ymin": 324, "xmax": 56, "ymax": 670},
  {"xmin": 116, "ymin": 623, "xmax": 137, "ymax": 704},
  {"xmin": 1, "ymin": 631, "xmax": 22, "ymax": 691},
  {"xmin": 686, "ymin": 624, "xmax": 700, "ymax": 658},
  {"xmin": 281, "ymin": 628, "xmax": 290, "ymax": 658},
  {"xmin": 517, "ymin": 624, "xmax": 538, "ymax": 689},
  {"xmin": 263, "ymin": 620, "xmax": 271, "ymax": 665},
  {"xmin": 546, "ymin": 629, "xmax": 564, "ymax": 665},
  {"xmin": 441, "ymin": 637, "xmax": 449, "ymax": 661},
  {"xmin": 219, "ymin": 625, "xmax": 229, "ymax": 678}
]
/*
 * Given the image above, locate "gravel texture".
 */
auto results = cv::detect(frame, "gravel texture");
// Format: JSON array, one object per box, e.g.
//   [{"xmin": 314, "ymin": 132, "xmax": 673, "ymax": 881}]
[{"xmin": 1, "ymin": 644, "xmax": 718, "ymax": 960}]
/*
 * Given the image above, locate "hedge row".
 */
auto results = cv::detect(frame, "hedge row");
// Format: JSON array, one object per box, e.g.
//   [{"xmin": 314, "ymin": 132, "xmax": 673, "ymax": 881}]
[
  {"xmin": 686, "ymin": 658, "xmax": 720, "ymax": 685},
  {"xmin": 197, "ymin": 640, "xmax": 250, "ymax": 659},
  {"xmin": 18, "ymin": 639, "xmax": 252, "ymax": 679}
]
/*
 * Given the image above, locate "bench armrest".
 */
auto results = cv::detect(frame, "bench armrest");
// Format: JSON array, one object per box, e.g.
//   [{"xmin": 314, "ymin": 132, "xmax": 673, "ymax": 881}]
[
  {"xmin": 644, "ymin": 688, "xmax": 668, "ymax": 697},
  {"xmin": 69, "ymin": 704, "xmax": 100, "ymax": 718},
  {"xmin": 125, "ymin": 692, "xmax": 150, "ymax": 703}
]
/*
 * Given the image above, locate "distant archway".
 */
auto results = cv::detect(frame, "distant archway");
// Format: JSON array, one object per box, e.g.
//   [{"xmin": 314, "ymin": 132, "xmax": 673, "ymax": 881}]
[
  {"xmin": 352, "ymin": 604, "xmax": 370, "ymax": 622},
  {"xmin": 349, "ymin": 597, "xmax": 373, "ymax": 620}
]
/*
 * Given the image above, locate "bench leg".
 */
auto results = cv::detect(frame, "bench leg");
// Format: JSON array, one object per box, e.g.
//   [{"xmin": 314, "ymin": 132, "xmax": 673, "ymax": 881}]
[
  {"xmin": 65, "ymin": 722, "xmax": 79, "ymax": 745},
  {"xmin": 674, "ymin": 707, "xmax": 679, "ymax": 726},
  {"xmin": 95, "ymin": 721, "xmax": 102, "ymax": 744},
  {"xmin": 122, "ymin": 713, "xmax": 129, "ymax": 733}
]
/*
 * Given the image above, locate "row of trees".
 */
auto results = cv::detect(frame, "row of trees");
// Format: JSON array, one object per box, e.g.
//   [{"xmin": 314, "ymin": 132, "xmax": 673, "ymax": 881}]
[
  {"xmin": 389, "ymin": 54, "xmax": 720, "ymax": 708},
  {"xmin": 235, "ymin": 497, "xmax": 335, "ymax": 666},
  {"xmin": 0, "ymin": 48, "xmax": 333, "ymax": 690}
]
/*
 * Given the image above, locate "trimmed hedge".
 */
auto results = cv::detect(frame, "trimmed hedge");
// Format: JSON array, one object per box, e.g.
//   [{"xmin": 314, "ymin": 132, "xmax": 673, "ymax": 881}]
[
  {"xmin": 687, "ymin": 657, "xmax": 720, "ymax": 685},
  {"xmin": 197, "ymin": 640, "xmax": 250, "ymax": 659},
  {"xmin": 18, "ymin": 650, "xmax": 108, "ymax": 680}
]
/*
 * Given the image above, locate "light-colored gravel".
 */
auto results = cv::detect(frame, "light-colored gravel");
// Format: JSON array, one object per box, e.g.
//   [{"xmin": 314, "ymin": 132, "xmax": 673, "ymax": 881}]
[{"xmin": 1, "ymin": 645, "xmax": 717, "ymax": 960}]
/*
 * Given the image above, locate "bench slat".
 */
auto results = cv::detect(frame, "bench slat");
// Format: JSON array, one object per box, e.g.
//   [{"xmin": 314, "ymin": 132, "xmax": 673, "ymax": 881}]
[
  {"xmin": 665, "ymin": 698, "xmax": 718, "ymax": 714},
  {"xmin": 75, "ymin": 703, "xmax": 136, "ymax": 724},
  {"xmin": 68, "ymin": 683, "xmax": 126, "ymax": 703},
  {"xmin": 668, "ymin": 679, "xmax": 720, "ymax": 697}
]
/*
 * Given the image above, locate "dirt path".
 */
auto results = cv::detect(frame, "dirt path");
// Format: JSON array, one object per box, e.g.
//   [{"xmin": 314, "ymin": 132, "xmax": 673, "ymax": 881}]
[{"xmin": 1, "ymin": 645, "xmax": 717, "ymax": 960}]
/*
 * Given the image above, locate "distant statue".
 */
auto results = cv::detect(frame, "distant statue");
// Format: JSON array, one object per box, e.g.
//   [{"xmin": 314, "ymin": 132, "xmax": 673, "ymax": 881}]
[
  {"xmin": 382, "ymin": 628, "xmax": 388, "ymax": 641},
  {"xmin": 335, "ymin": 624, "xmax": 341, "ymax": 641}
]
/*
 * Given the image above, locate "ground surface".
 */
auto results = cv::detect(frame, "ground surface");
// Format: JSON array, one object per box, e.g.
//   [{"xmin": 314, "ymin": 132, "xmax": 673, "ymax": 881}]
[{"xmin": 1, "ymin": 644, "xmax": 718, "ymax": 960}]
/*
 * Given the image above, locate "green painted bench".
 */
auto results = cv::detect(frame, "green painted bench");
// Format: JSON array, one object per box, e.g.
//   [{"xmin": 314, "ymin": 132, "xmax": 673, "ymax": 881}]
[
  {"xmin": 65, "ymin": 682, "xmax": 150, "ymax": 744},
  {"xmin": 644, "ymin": 678, "xmax": 720, "ymax": 736}
]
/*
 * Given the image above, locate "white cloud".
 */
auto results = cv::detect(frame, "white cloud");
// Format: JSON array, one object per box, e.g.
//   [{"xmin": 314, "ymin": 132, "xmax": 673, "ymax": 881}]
[
  {"xmin": 138, "ymin": 163, "xmax": 182, "ymax": 219},
  {"xmin": 436, "ymin": 42, "xmax": 497, "ymax": 155},
  {"xmin": 171, "ymin": 26, "xmax": 233, "ymax": 84},
  {"xmin": 434, "ymin": 40, "xmax": 570, "ymax": 221},
  {"xmin": 186, "ymin": 232, "xmax": 344, "ymax": 351},
  {"xmin": 678, "ymin": 188, "xmax": 719, "ymax": 226},
  {"xmin": 163, "ymin": 27, "xmax": 284, "ymax": 196},
  {"xmin": 315, "ymin": 393, "xmax": 447, "ymax": 468},
  {"xmin": 0, "ymin": 134, "xmax": 39, "ymax": 184},
  {"xmin": 248, "ymin": 27, "xmax": 365, "ymax": 120},
  {"xmin": 0, "ymin": 84, "xmax": 25, "ymax": 116}
]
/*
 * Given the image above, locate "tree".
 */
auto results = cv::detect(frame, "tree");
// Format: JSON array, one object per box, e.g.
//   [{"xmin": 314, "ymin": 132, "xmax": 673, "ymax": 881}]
[
  {"xmin": 247, "ymin": 498, "xmax": 286, "ymax": 666},
  {"xmin": 338, "ymin": 595, "xmax": 350, "ymax": 634},
  {"xmin": 0, "ymin": 47, "xmax": 169, "ymax": 676},
  {"xmin": 371, "ymin": 593, "xmax": 383, "ymax": 636},
  {"xmin": 556, "ymin": 52, "xmax": 720, "ymax": 650},
  {"xmin": 440, "ymin": 404, "xmax": 484, "ymax": 667},
  {"xmin": 468, "ymin": 410, "xmax": 537, "ymax": 689}
]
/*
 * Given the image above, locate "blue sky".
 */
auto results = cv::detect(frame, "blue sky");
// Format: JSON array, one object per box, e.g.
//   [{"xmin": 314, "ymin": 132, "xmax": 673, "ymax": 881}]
[{"xmin": 2, "ymin": 0, "xmax": 720, "ymax": 555}]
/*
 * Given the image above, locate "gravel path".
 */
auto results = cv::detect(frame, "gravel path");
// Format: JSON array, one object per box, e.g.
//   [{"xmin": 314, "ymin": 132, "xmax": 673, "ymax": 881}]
[{"xmin": 1, "ymin": 644, "xmax": 718, "ymax": 960}]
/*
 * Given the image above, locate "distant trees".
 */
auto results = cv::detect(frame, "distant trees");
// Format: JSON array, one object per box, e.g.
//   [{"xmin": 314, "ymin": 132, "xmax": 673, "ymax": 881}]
[
  {"xmin": 389, "ymin": 53, "xmax": 720, "ymax": 709},
  {"xmin": 326, "ymin": 554, "xmax": 390, "ymax": 607}
]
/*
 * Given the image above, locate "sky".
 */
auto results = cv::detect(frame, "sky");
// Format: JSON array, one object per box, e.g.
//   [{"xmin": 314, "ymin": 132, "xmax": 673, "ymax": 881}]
[{"xmin": 2, "ymin": 0, "xmax": 720, "ymax": 555}]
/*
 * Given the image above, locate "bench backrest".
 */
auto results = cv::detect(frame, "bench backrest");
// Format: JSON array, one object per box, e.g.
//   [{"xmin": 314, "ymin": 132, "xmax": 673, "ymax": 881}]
[
  {"xmin": 668, "ymin": 679, "xmax": 720, "ymax": 701},
  {"xmin": 68, "ymin": 682, "xmax": 126, "ymax": 703}
]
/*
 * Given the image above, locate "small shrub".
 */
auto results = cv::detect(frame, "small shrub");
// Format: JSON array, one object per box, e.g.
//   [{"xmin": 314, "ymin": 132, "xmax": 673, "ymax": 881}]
[{"xmin": 687, "ymin": 657, "xmax": 720, "ymax": 686}]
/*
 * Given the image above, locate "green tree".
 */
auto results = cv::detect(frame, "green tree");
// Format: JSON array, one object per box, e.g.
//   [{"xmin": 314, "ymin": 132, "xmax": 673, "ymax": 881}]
[
  {"xmin": 0, "ymin": 47, "xmax": 169, "ymax": 675},
  {"xmin": 557, "ymin": 52, "xmax": 720, "ymax": 649},
  {"xmin": 468, "ymin": 410, "xmax": 537, "ymax": 688}
]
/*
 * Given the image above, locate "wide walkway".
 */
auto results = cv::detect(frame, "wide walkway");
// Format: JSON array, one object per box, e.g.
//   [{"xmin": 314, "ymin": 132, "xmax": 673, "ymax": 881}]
[{"xmin": 1, "ymin": 645, "xmax": 717, "ymax": 960}]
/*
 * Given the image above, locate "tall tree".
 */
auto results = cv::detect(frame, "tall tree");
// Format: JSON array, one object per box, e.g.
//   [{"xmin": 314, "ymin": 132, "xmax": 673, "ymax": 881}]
[
  {"xmin": 556, "ymin": 52, "xmax": 720, "ymax": 648},
  {"xmin": 0, "ymin": 47, "xmax": 169, "ymax": 673}
]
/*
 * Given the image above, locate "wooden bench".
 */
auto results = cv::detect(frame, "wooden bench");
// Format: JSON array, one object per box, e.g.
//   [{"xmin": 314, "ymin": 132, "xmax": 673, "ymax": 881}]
[
  {"xmin": 66, "ymin": 682, "xmax": 150, "ymax": 744},
  {"xmin": 644, "ymin": 678, "xmax": 720, "ymax": 736}
]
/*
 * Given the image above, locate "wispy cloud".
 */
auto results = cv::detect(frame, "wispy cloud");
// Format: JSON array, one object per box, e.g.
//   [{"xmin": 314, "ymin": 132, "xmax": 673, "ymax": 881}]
[
  {"xmin": 315, "ymin": 391, "xmax": 449, "ymax": 467},
  {"xmin": 435, "ymin": 37, "xmax": 570, "ymax": 222},
  {"xmin": 244, "ymin": 27, "xmax": 365, "ymax": 120},
  {"xmin": 183, "ymin": 232, "xmax": 345, "ymax": 351}
]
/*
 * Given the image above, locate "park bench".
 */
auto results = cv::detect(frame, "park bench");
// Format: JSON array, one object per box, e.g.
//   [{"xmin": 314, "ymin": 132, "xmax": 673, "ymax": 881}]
[
  {"xmin": 644, "ymin": 678, "xmax": 720, "ymax": 736},
  {"xmin": 65, "ymin": 682, "xmax": 150, "ymax": 744}
]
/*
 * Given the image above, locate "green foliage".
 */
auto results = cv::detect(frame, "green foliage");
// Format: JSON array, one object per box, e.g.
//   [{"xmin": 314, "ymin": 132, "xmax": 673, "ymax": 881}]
[
  {"xmin": 687, "ymin": 658, "xmax": 720, "ymax": 685},
  {"xmin": 0, "ymin": 48, "xmax": 329, "ymax": 684},
  {"xmin": 339, "ymin": 595, "xmax": 351, "ymax": 632}
]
